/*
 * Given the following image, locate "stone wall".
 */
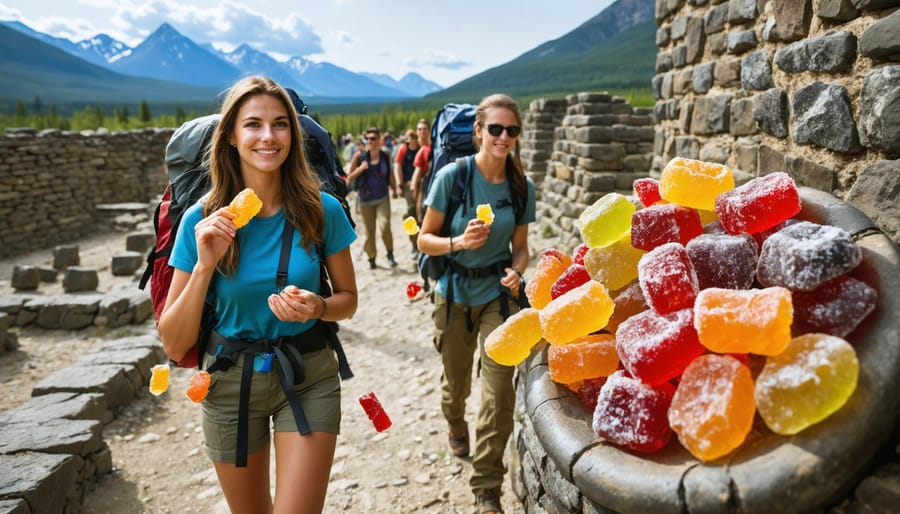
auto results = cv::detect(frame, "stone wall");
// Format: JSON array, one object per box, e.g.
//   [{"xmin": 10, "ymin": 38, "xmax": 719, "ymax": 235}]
[{"xmin": 0, "ymin": 128, "xmax": 171, "ymax": 258}]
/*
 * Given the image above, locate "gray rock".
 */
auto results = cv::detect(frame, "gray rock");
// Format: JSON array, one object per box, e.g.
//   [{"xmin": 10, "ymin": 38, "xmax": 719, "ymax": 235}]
[
  {"xmin": 10, "ymin": 265, "xmax": 39, "ymax": 291},
  {"xmin": 38, "ymin": 267, "xmax": 57, "ymax": 282},
  {"xmin": 851, "ymin": 0, "xmax": 900, "ymax": 10},
  {"xmin": 753, "ymin": 88, "xmax": 790, "ymax": 137},
  {"xmin": 715, "ymin": 57, "xmax": 742, "ymax": 87},
  {"xmin": 0, "ymin": 418, "xmax": 102, "ymax": 455},
  {"xmin": 727, "ymin": 30, "xmax": 758, "ymax": 54},
  {"xmin": 775, "ymin": 31, "xmax": 857, "ymax": 73},
  {"xmin": 693, "ymin": 62, "xmax": 715, "ymax": 93},
  {"xmin": 758, "ymin": 144, "xmax": 787, "ymax": 175},
  {"xmin": 728, "ymin": 0, "xmax": 758, "ymax": 22},
  {"xmin": 847, "ymin": 159, "xmax": 900, "ymax": 243},
  {"xmin": 62, "ymin": 266, "xmax": 99, "ymax": 292},
  {"xmin": 763, "ymin": 0, "xmax": 813, "ymax": 42},
  {"xmin": 734, "ymin": 140, "xmax": 759, "ymax": 174},
  {"xmin": 684, "ymin": 17, "xmax": 706, "ymax": 64},
  {"xmin": 111, "ymin": 251, "xmax": 143, "ymax": 276},
  {"xmin": 792, "ymin": 82, "xmax": 861, "ymax": 153},
  {"xmin": 691, "ymin": 94, "xmax": 732, "ymax": 134},
  {"xmin": 77, "ymin": 346, "xmax": 159, "ymax": 383},
  {"xmin": 656, "ymin": 26, "xmax": 671, "ymax": 47},
  {"xmin": 704, "ymin": 3, "xmax": 729, "ymax": 33},
  {"xmin": 0, "ymin": 453, "xmax": 80, "ymax": 514},
  {"xmin": 699, "ymin": 142, "xmax": 730, "ymax": 163},
  {"xmin": 859, "ymin": 65, "xmax": 900, "ymax": 155},
  {"xmin": 789, "ymin": 156, "xmax": 836, "ymax": 191},
  {"xmin": 33, "ymin": 364, "xmax": 136, "ymax": 407},
  {"xmin": 670, "ymin": 15, "xmax": 689, "ymax": 40},
  {"xmin": 0, "ymin": 392, "xmax": 111, "ymax": 425},
  {"xmin": 672, "ymin": 44, "xmax": 688, "ymax": 68},
  {"xmin": 730, "ymin": 98, "xmax": 757, "ymax": 136},
  {"xmin": 0, "ymin": 499, "xmax": 29, "ymax": 514},
  {"xmin": 741, "ymin": 50, "xmax": 774, "ymax": 90},
  {"xmin": 52, "ymin": 245, "xmax": 79, "ymax": 270},
  {"xmin": 125, "ymin": 231, "xmax": 155, "ymax": 253},
  {"xmin": 26, "ymin": 293, "xmax": 103, "ymax": 329},
  {"xmin": 675, "ymin": 136, "xmax": 700, "ymax": 159},
  {"xmin": 817, "ymin": 0, "xmax": 859, "ymax": 22}
]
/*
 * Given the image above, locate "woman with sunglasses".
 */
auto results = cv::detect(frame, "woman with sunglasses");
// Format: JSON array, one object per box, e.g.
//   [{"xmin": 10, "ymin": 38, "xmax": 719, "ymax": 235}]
[{"xmin": 417, "ymin": 93, "xmax": 535, "ymax": 514}]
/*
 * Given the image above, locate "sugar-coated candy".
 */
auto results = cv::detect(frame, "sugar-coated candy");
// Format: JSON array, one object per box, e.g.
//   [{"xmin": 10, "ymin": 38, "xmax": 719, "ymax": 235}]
[
  {"xmin": 539, "ymin": 280, "xmax": 614, "ymax": 345},
  {"xmin": 525, "ymin": 249, "xmax": 572, "ymax": 310},
  {"xmin": 668, "ymin": 354, "xmax": 756, "ymax": 461},
  {"xmin": 616, "ymin": 308, "xmax": 705, "ymax": 385},
  {"xmin": 550, "ymin": 263, "xmax": 592, "ymax": 300},
  {"xmin": 631, "ymin": 203, "xmax": 703, "ymax": 251},
  {"xmin": 583, "ymin": 235, "xmax": 645, "ymax": 292},
  {"xmin": 402, "ymin": 216, "xmax": 419, "ymax": 235},
  {"xmin": 754, "ymin": 333, "xmax": 858, "ymax": 435},
  {"xmin": 638, "ymin": 243, "xmax": 698, "ymax": 315},
  {"xmin": 476, "ymin": 203, "xmax": 494, "ymax": 225},
  {"xmin": 593, "ymin": 371, "xmax": 675, "ymax": 453},
  {"xmin": 359, "ymin": 391, "xmax": 392, "ymax": 432},
  {"xmin": 703, "ymin": 220, "xmax": 727, "ymax": 234},
  {"xmin": 751, "ymin": 218, "xmax": 801, "ymax": 248},
  {"xmin": 548, "ymin": 334, "xmax": 619, "ymax": 384},
  {"xmin": 696, "ymin": 208, "xmax": 719, "ymax": 226},
  {"xmin": 792, "ymin": 276, "xmax": 877, "ymax": 338},
  {"xmin": 575, "ymin": 377, "xmax": 607, "ymax": 413},
  {"xmin": 694, "ymin": 287, "xmax": 793, "ymax": 356},
  {"xmin": 714, "ymin": 172, "xmax": 801, "ymax": 235},
  {"xmin": 576, "ymin": 193, "xmax": 636, "ymax": 249},
  {"xmin": 757, "ymin": 221, "xmax": 862, "ymax": 291},
  {"xmin": 633, "ymin": 177, "xmax": 662, "ymax": 207},
  {"xmin": 149, "ymin": 364, "xmax": 170, "ymax": 396},
  {"xmin": 572, "ymin": 244, "xmax": 589, "ymax": 265},
  {"xmin": 606, "ymin": 281, "xmax": 648, "ymax": 335},
  {"xmin": 227, "ymin": 188, "xmax": 263, "ymax": 229},
  {"xmin": 406, "ymin": 280, "xmax": 424, "ymax": 301},
  {"xmin": 686, "ymin": 233, "xmax": 758, "ymax": 290},
  {"xmin": 186, "ymin": 370, "xmax": 211, "ymax": 403},
  {"xmin": 484, "ymin": 308, "xmax": 543, "ymax": 366},
  {"xmin": 660, "ymin": 158, "xmax": 735, "ymax": 211}
]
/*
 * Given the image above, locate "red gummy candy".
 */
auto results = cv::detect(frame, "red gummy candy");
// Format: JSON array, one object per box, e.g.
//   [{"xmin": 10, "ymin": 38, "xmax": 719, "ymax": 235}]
[
  {"xmin": 633, "ymin": 177, "xmax": 662, "ymax": 207},
  {"xmin": 359, "ymin": 392, "xmax": 392, "ymax": 432},
  {"xmin": 631, "ymin": 203, "xmax": 703, "ymax": 251},
  {"xmin": 572, "ymin": 244, "xmax": 589, "ymax": 265},
  {"xmin": 592, "ymin": 371, "xmax": 675, "ymax": 453},
  {"xmin": 406, "ymin": 280, "xmax": 423, "ymax": 300},
  {"xmin": 575, "ymin": 377, "xmax": 607, "ymax": 413},
  {"xmin": 714, "ymin": 172, "xmax": 801, "ymax": 235},
  {"xmin": 638, "ymin": 242, "xmax": 699, "ymax": 314},
  {"xmin": 550, "ymin": 263, "xmax": 592, "ymax": 299},
  {"xmin": 615, "ymin": 308, "xmax": 705, "ymax": 385}
]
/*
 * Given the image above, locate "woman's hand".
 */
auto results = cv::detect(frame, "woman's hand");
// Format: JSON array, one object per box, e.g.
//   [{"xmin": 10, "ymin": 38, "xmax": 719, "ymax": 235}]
[
  {"xmin": 457, "ymin": 219, "xmax": 490, "ymax": 251},
  {"xmin": 268, "ymin": 285, "xmax": 323, "ymax": 323},
  {"xmin": 194, "ymin": 208, "xmax": 236, "ymax": 270},
  {"xmin": 501, "ymin": 267, "xmax": 523, "ymax": 298}
]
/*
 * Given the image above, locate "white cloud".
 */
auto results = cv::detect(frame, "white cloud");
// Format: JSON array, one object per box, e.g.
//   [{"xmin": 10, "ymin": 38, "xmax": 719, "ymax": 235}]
[
  {"xmin": 406, "ymin": 49, "xmax": 471, "ymax": 71},
  {"xmin": 0, "ymin": 3, "xmax": 21, "ymax": 19}
]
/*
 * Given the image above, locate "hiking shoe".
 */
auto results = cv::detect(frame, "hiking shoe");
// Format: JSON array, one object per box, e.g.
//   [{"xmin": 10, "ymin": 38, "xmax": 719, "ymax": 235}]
[
  {"xmin": 368, "ymin": 258, "xmax": 376, "ymax": 269},
  {"xmin": 448, "ymin": 432, "xmax": 469, "ymax": 457},
  {"xmin": 475, "ymin": 491, "xmax": 503, "ymax": 514},
  {"xmin": 387, "ymin": 252, "xmax": 398, "ymax": 268}
]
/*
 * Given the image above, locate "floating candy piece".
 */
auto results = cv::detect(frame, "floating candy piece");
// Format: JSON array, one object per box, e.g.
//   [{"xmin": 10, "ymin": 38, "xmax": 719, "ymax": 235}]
[
  {"xmin": 358, "ymin": 391, "xmax": 392, "ymax": 432},
  {"xmin": 668, "ymin": 354, "xmax": 756, "ymax": 462},
  {"xmin": 583, "ymin": 235, "xmax": 645, "ymax": 292},
  {"xmin": 405, "ymin": 280, "xmax": 424, "ymax": 301},
  {"xmin": 227, "ymin": 188, "xmax": 263, "ymax": 229},
  {"xmin": 476, "ymin": 203, "xmax": 495, "ymax": 225},
  {"xmin": 638, "ymin": 242, "xmax": 698, "ymax": 315},
  {"xmin": 525, "ymin": 249, "xmax": 572, "ymax": 310},
  {"xmin": 714, "ymin": 172, "xmax": 801, "ymax": 235},
  {"xmin": 757, "ymin": 221, "xmax": 862, "ymax": 292},
  {"xmin": 548, "ymin": 333, "xmax": 619, "ymax": 384},
  {"xmin": 792, "ymin": 276, "xmax": 877, "ymax": 338},
  {"xmin": 402, "ymin": 216, "xmax": 419, "ymax": 235},
  {"xmin": 186, "ymin": 370, "xmax": 211, "ymax": 403},
  {"xmin": 659, "ymin": 157, "xmax": 735, "ymax": 211},
  {"xmin": 606, "ymin": 281, "xmax": 648, "ymax": 335},
  {"xmin": 616, "ymin": 308, "xmax": 705, "ymax": 385},
  {"xmin": 754, "ymin": 333, "xmax": 859, "ymax": 435},
  {"xmin": 539, "ymin": 280, "xmax": 614, "ymax": 345},
  {"xmin": 593, "ymin": 370, "xmax": 675, "ymax": 453},
  {"xmin": 484, "ymin": 308, "xmax": 543, "ymax": 366},
  {"xmin": 576, "ymin": 193, "xmax": 636, "ymax": 249},
  {"xmin": 631, "ymin": 203, "xmax": 703, "ymax": 251},
  {"xmin": 148, "ymin": 364, "xmax": 170, "ymax": 396},
  {"xmin": 633, "ymin": 177, "xmax": 662, "ymax": 207},
  {"xmin": 694, "ymin": 287, "xmax": 794, "ymax": 356},
  {"xmin": 686, "ymin": 233, "xmax": 758, "ymax": 290},
  {"xmin": 550, "ymin": 263, "xmax": 592, "ymax": 300}
]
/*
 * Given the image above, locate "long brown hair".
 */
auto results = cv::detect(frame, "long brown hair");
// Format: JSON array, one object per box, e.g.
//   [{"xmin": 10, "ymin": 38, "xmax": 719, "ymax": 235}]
[
  {"xmin": 473, "ymin": 93, "xmax": 527, "ymax": 213},
  {"xmin": 205, "ymin": 76, "xmax": 324, "ymax": 275}
]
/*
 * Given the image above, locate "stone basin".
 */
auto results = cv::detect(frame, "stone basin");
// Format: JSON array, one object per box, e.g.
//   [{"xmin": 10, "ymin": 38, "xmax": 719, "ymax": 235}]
[{"xmin": 520, "ymin": 187, "xmax": 900, "ymax": 514}]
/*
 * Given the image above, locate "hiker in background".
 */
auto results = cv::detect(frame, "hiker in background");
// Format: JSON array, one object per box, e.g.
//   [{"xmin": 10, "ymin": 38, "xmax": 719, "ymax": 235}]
[
  {"xmin": 157, "ymin": 76, "xmax": 358, "ymax": 514},
  {"xmin": 417, "ymin": 93, "xmax": 535, "ymax": 514},
  {"xmin": 394, "ymin": 129, "xmax": 421, "ymax": 258},
  {"xmin": 410, "ymin": 118, "xmax": 432, "ymax": 222},
  {"xmin": 382, "ymin": 130, "xmax": 394, "ymax": 157},
  {"xmin": 347, "ymin": 126, "xmax": 399, "ymax": 269}
]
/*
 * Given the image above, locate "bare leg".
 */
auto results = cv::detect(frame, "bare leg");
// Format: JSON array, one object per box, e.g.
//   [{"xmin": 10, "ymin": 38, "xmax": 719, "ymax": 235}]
[
  {"xmin": 212, "ymin": 444, "xmax": 273, "ymax": 514},
  {"xmin": 272, "ymin": 431, "xmax": 337, "ymax": 514}
]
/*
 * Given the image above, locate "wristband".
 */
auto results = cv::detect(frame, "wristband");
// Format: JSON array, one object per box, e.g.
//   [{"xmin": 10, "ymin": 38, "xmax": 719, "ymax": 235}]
[
  {"xmin": 513, "ymin": 268, "xmax": 524, "ymax": 278},
  {"xmin": 449, "ymin": 236, "xmax": 454, "ymax": 253},
  {"xmin": 316, "ymin": 294, "xmax": 327, "ymax": 319}
]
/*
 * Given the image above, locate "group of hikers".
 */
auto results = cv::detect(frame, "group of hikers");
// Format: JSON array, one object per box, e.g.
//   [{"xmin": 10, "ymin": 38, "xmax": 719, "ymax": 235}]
[{"xmin": 156, "ymin": 74, "xmax": 535, "ymax": 514}]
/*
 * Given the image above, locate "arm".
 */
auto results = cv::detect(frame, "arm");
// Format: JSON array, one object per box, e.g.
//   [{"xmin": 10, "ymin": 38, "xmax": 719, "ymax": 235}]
[
  {"xmin": 417, "ymin": 204, "xmax": 489, "ymax": 256},
  {"xmin": 500, "ymin": 224, "xmax": 530, "ymax": 298},
  {"xmin": 346, "ymin": 151, "xmax": 367, "ymax": 184}
]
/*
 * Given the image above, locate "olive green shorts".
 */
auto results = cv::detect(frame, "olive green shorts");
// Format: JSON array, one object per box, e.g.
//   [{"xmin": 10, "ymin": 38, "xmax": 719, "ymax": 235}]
[{"xmin": 200, "ymin": 347, "xmax": 342, "ymax": 464}]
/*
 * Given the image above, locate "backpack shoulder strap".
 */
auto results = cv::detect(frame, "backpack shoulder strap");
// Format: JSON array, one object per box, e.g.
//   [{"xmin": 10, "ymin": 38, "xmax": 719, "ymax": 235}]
[{"xmin": 439, "ymin": 157, "xmax": 470, "ymax": 237}]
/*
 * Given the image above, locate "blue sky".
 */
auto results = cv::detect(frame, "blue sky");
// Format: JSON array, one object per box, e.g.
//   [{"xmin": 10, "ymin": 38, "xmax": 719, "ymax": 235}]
[{"xmin": 1, "ymin": 0, "xmax": 613, "ymax": 87}]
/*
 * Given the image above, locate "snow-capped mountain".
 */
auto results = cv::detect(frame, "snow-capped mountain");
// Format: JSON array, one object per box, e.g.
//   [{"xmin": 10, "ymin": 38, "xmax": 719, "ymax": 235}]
[
  {"xmin": 75, "ymin": 34, "xmax": 132, "ymax": 66},
  {"xmin": 361, "ymin": 71, "xmax": 442, "ymax": 97},
  {"xmin": 217, "ymin": 44, "xmax": 315, "ymax": 97}
]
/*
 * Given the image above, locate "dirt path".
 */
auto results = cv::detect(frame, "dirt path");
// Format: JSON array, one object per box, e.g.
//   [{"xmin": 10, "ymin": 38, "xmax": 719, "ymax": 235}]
[{"xmin": 0, "ymin": 197, "xmax": 526, "ymax": 513}]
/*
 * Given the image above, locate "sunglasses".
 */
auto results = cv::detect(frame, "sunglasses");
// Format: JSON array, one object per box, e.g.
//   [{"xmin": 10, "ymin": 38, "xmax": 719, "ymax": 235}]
[{"xmin": 484, "ymin": 123, "xmax": 521, "ymax": 138}]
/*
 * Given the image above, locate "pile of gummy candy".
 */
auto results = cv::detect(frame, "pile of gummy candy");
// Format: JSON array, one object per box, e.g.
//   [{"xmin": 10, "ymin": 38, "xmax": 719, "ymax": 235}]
[{"xmin": 484, "ymin": 157, "xmax": 878, "ymax": 462}]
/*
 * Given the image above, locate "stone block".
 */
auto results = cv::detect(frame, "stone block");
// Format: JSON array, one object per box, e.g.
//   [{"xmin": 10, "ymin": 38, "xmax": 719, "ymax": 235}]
[
  {"xmin": 852, "ymin": 0, "xmax": 900, "ymax": 10},
  {"xmin": 10, "ymin": 265, "xmax": 39, "ymax": 291},
  {"xmin": 754, "ymin": 88, "xmax": 790, "ymax": 137},
  {"xmin": 52, "ymin": 245, "xmax": 79, "ymax": 270},
  {"xmin": 657, "ymin": 51, "xmax": 673, "ymax": 73},
  {"xmin": 699, "ymin": 142, "xmax": 730, "ymax": 163},
  {"xmin": 568, "ymin": 102, "xmax": 613, "ymax": 116},
  {"xmin": 0, "ymin": 418, "xmax": 102, "ymax": 456},
  {"xmin": 708, "ymin": 32, "xmax": 727, "ymax": 55},
  {"xmin": 657, "ymin": 26, "xmax": 671, "ymax": 47},
  {"xmin": 693, "ymin": 62, "xmax": 714, "ymax": 93},
  {"xmin": 792, "ymin": 82, "xmax": 861, "ymax": 153},
  {"xmin": 671, "ymin": 15, "xmax": 690, "ymax": 41},
  {"xmin": 788, "ymin": 156, "xmax": 836, "ymax": 191},
  {"xmin": 0, "ymin": 392, "xmax": 111, "ymax": 425},
  {"xmin": 0, "ymin": 453, "xmax": 80, "ymax": 514},
  {"xmin": 679, "ymin": 99, "xmax": 694, "ymax": 132},
  {"xmin": 28, "ymin": 294, "xmax": 102, "ymax": 330},
  {"xmin": 111, "ymin": 251, "xmax": 143, "ymax": 276},
  {"xmin": 817, "ymin": 0, "xmax": 859, "ymax": 22},
  {"xmin": 125, "ymin": 231, "xmax": 155, "ymax": 253},
  {"xmin": 847, "ymin": 159, "xmax": 900, "ymax": 243},
  {"xmin": 704, "ymin": 3, "xmax": 729, "ymax": 33},
  {"xmin": 859, "ymin": 65, "xmax": 900, "ymax": 155},
  {"xmin": 730, "ymin": 98, "xmax": 757, "ymax": 136},
  {"xmin": 33, "ymin": 364, "xmax": 136, "ymax": 408},
  {"xmin": 673, "ymin": 69, "xmax": 693, "ymax": 95},
  {"xmin": 38, "ymin": 267, "xmax": 57, "ymax": 282},
  {"xmin": 690, "ymin": 94, "xmax": 732, "ymax": 135},
  {"xmin": 763, "ymin": 0, "xmax": 813, "ymax": 42},
  {"xmin": 775, "ymin": 31, "xmax": 857, "ymax": 74},
  {"xmin": 684, "ymin": 17, "xmax": 706, "ymax": 64},
  {"xmin": 728, "ymin": 0, "xmax": 758, "ymax": 22},
  {"xmin": 727, "ymin": 29, "xmax": 758, "ymax": 54},
  {"xmin": 673, "ymin": 45, "xmax": 688, "ymax": 68},
  {"xmin": 741, "ymin": 49, "xmax": 774, "ymax": 90},
  {"xmin": 62, "ymin": 266, "xmax": 99, "ymax": 293},
  {"xmin": 661, "ymin": 72, "xmax": 674, "ymax": 99},
  {"xmin": 714, "ymin": 57, "xmax": 741, "ymax": 87},
  {"xmin": 676, "ymin": 136, "xmax": 701, "ymax": 159},
  {"xmin": 734, "ymin": 140, "xmax": 759, "ymax": 175},
  {"xmin": 651, "ymin": 75, "xmax": 664, "ymax": 100},
  {"xmin": 758, "ymin": 144, "xmax": 788, "ymax": 175}
]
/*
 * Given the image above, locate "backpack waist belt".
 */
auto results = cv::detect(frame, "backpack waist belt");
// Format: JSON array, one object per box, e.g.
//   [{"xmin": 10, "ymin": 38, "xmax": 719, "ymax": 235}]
[
  {"xmin": 205, "ymin": 321, "xmax": 334, "ymax": 467},
  {"xmin": 443, "ymin": 258, "xmax": 514, "ymax": 332}
]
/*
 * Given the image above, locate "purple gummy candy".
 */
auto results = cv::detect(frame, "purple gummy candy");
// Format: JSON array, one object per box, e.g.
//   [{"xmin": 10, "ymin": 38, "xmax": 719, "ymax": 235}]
[
  {"xmin": 757, "ymin": 221, "xmax": 862, "ymax": 291},
  {"xmin": 631, "ymin": 203, "xmax": 703, "ymax": 251},
  {"xmin": 703, "ymin": 220, "xmax": 727, "ymax": 234},
  {"xmin": 686, "ymin": 233, "xmax": 759, "ymax": 290},
  {"xmin": 616, "ymin": 308, "xmax": 705, "ymax": 385},
  {"xmin": 792, "ymin": 276, "xmax": 877, "ymax": 338},
  {"xmin": 638, "ymin": 242, "xmax": 699, "ymax": 314}
]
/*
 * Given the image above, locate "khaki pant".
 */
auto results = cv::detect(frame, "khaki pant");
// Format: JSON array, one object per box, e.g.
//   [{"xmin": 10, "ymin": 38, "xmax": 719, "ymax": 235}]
[
  {"xmin": 359, "ymin": 195, "xmax": 393, "ymax": 259},
  {"xmin": 432, "ymin": 293, "xmax": 517, "ymax": 494}
]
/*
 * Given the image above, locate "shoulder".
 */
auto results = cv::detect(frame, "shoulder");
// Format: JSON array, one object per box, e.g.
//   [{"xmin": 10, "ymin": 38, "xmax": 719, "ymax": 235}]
[{"xmin": 320, "ymin": 191, "xmax": 342, "ymax": 211}]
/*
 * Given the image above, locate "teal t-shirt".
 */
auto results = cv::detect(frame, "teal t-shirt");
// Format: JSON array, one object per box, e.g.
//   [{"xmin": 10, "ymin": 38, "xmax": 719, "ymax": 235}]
[
  {"xmin": 169, "ymin": 192, "xmax": 356, "ymax": 340},
  {"xmin": 424, "ymin": 156, "xmax": 536, "ymax": 306}
]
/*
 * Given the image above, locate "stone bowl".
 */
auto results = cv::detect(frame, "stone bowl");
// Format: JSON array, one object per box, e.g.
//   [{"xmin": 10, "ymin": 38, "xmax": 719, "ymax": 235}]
[{"xmin": 521, "ymin": 187, "xmax": 900, "ymax": 514}]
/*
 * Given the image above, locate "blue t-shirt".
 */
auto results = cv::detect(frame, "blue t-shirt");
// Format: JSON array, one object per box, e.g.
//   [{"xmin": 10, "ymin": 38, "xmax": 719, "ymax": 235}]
[
  {"xmin": 169, "ymin": 192, "xmax": 356, "ymax": 340},
  {"xmin": 424, "ymin": 156, "xmax": 536, "ymax": 306}
]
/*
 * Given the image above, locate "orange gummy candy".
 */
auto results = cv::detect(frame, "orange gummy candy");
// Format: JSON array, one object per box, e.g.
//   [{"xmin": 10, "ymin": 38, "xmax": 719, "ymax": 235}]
[
  {"xmin": 693, "ymin": 287, "xmax": 793, "ymax": 356},
  {"xmin": 605, "ymin": 281, "xmax": 648, "ymax": 335},
  {"xmin": 539, "ymin": 280, "xmax": 614, "ymax": 345},
  {"xmin": 525, "ymin": 249, "xmax": 572, "ymax": 310},
  {"xmin": 548, "ymin": 333, "xmax": 619, "ymax": 384},
  {"xmin": 148, "ymin": 364, "xmax": 170, "ymax": 396},
  {"xmin": 227, "ymin": 188, "xmax": 263, "ymax": 228},
  {"xmin": 186, "ymin": 371, "xmax": 211, "ymax": 403},
  {"xmin": 659, "ymin": 157, "xmax": 734, "ymax": 211}
]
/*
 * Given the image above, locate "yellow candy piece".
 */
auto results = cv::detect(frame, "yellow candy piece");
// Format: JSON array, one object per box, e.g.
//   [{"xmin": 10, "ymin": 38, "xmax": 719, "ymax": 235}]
[
  {"xmin": 659, "ymin": 157, "xmax": 734, "ymax": 211},
  {"xmin": 539, "ymin": 280, "xmax": 614, "ymax": 345},
  {"xmin": 582, "ymin": 234, "xmax": 645, "ymax": 291},
  {"xmin": 148, "ymin": 364, "xmax": 170, "ymax": 396},
  {"xmin": 484, "ymin": 308, "xmax": 543, "ymax": 366},
  {"xmin": 402, "ymin": 216, "xmax": 419, "ymax": 235},
  {"xmin": 576, "ymin": 193, "xmax": 635, "ymax": 249},
  {"xmin": 476, "ymin": 204, "xmax": 495, "ymax": 225},
  {"xmin": 227, "ymin": 188, "xmax": 263, "ymax": 228},
  {"xmin": 754, "ymin": 333, "xmax": 859, "ymax": 435}
]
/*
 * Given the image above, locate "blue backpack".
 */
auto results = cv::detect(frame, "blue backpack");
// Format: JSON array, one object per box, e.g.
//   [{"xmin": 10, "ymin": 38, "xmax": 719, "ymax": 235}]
[{"xmin": 423, "ymin": 103, "xmax": 477, "ymax": 198}]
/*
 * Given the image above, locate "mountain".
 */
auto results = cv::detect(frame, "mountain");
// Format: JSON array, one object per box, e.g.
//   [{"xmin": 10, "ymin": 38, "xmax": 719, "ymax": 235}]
[
  {"xmin": 218, "ymin": 44, "xmax": 314, "ymax": 96},
  {"xmin": 361, "ymin": 72, "xmax": 442, "ymax": 97},
  {"xmin": 283, "ymin": 57, "xmax": 408, "ymax": 98},
  {"xmin": 425, "ymin": 0, "xmax": 655, "ymax": 103},
  {"xmin": 74, "ymin": 33, "xmax": 132, "ymax": 67}
]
